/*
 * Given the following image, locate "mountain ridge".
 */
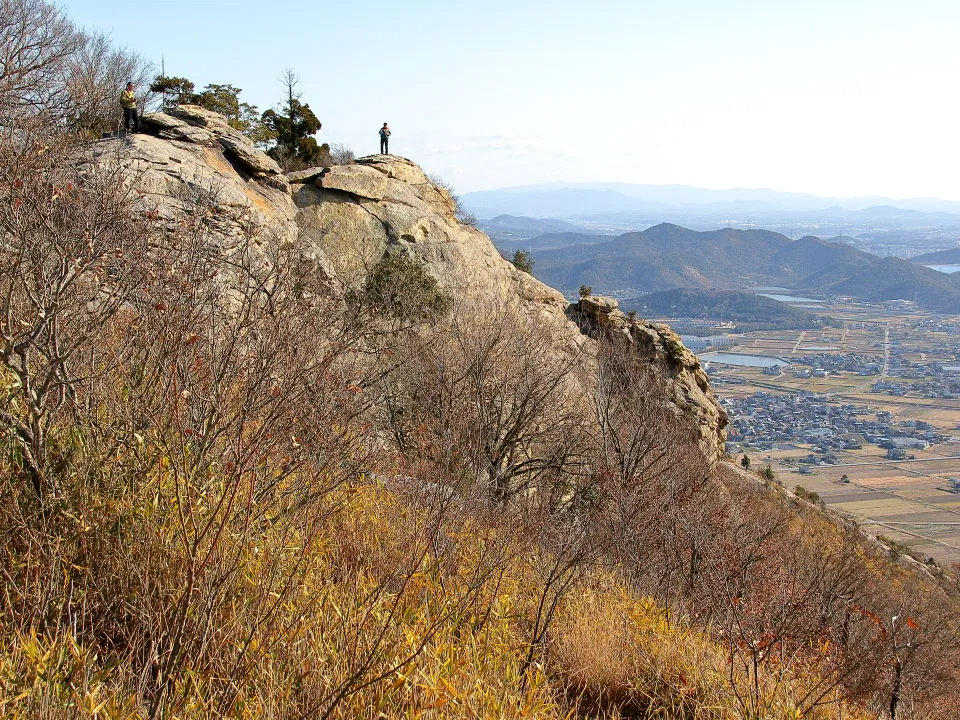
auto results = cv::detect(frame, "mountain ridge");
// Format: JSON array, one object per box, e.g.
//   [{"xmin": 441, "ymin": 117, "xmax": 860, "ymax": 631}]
[
  {"xmin": 532, "ymin": 222, "xmax": 960, "ymax": 311},
  {"xmin": 465, "ymin": 181, "xmax": 960, "ymax": 216}
]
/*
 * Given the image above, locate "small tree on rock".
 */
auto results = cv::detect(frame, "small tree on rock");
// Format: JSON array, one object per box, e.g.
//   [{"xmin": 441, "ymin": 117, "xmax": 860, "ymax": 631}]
[
  {"xmin": 192, "ymin": 82, "xmax": 275, "ymax": 145},
  {"xmin": 149, "ymin": 75, "xmax": 195, "ymax": 110},
  {"xmin": 262, "ymin": 68, "xmax": 326, "ymax": 169},
  {"xmin": 511, "ymin": 250, "xmax": 534, "ymax": 274}
]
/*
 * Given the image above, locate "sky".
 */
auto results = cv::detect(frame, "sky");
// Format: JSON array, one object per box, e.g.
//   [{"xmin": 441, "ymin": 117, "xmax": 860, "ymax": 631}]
[{"xmin": 64, "ymin": 0, "xmax": 960, "ymax": 198}]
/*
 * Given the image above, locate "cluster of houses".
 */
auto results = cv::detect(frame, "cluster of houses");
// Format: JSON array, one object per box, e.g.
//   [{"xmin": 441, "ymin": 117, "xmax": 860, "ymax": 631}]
[
  {"xmin": 792, "ymin": 353, "xmax": 881, "ymax": 375},
  {"xmin": 724, "ymin": 392, "xmax": 946, "ymax": 461},
  {"xmin": 872, "ymin": 364, "xmax": 960, "ymax": 398}
]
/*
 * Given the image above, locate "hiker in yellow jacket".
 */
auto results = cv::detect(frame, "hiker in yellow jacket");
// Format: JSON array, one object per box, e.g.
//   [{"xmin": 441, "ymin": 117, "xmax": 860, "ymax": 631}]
[{"xmin": 120, "ymin": 82, "xmax": 139, "ymax": 133}]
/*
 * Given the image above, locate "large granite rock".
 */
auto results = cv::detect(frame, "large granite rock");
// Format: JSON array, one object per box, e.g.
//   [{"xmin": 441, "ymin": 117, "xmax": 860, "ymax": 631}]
[
  {"xmin": 286, "ymin": 167, "xmax": 327, "ymax": 184},
  {"xmin": 140, "ymin": 113, "xmax": 216, "ymax": 145},
  {"xmin": 291, "ymin": 154, "xmax": 569, "ymax": 325},
  {"xmin": 316, "ymin": 164, "xmax": 389, "ymax": 200},
  {"xmin": 167, "ymin": 105, "xmax": 286, "ymax": 185},
  {"xmin": 100, "ymin": 106, "xmax": 727, "ymax": 462},
  {"xmin": 88, "ymin": 128, "xmax": 296, "ymax": 243}
]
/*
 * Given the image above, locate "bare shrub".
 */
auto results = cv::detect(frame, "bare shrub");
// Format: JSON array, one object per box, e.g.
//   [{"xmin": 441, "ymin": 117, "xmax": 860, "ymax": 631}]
[
  {"xmin": 0, "ymin": 2, "xmax": 151, "ymax": 134},
  {"xmin": 426, "ymin": 173, "xmax": 478, "ymax": 227},
  {"xmin": 330, "ymin": 142, "xmax": 355, "ymax": 165},
  {"xmin": 0, "ymin": 0, "xmax": 82, "ymax": 122},
  {"xmin": 64, "ymin": 31, "xmax": 154, "ymax": 136},
  {"xmin": 0, "ymin": 128, "xmax": 154, "ymax": 501},
  {"xmin": 380, "ymin": 300, "xmax": 587, "ymax": 503},
  {"xmin": 588, "ymin": 334, "xmax": 721, "ymax": 602}
]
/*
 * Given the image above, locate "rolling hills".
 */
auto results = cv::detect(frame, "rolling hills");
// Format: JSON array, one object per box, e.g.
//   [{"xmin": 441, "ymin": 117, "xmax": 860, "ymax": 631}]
[
  {"xmin": 478, "ymin": 215, "xmax": 613, "ymax": 251},
  {"xmin": 532, "ymin": 223, "xmax": 960, "ymax": 312}
]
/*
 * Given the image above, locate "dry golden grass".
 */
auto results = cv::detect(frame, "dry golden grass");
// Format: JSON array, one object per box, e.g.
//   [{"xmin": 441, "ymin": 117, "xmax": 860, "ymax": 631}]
[{"xmin": 0, "ymin": 480, "xmax": 881, "ymax": 720}]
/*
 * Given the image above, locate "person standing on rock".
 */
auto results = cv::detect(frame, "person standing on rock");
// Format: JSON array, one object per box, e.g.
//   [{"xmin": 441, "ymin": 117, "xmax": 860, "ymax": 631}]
[
  {"xmin": 120, "ymin": 82, "xmax": 139, "ymax": 133},
  {"xmin": 379, "ymin": 123, "xmax": 391, "ymax": 154}
]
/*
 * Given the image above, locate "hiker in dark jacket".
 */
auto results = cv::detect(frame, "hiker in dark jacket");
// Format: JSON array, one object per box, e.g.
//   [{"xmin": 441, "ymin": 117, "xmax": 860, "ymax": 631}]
[
  {"xmin": 120, "ymin": 82, "xmax": 139, "ymax": 133},
  {"xmin": 379, "ymin": 123, "xmax": 391, "ymax": 154}
]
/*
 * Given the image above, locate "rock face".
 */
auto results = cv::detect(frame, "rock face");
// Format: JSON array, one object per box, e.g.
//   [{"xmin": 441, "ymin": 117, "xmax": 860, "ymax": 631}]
[
  {"xmin": 291, "ymin": 155, "xmax": 569, "ymax": 324},
  {"xmin": 571, "ymin": 296, "xmax": 728, "ymax": 457},
  {"xmin": 99, "ymin": 106, "xmax": 727, "ymax": 460},
  {"xmin": 91, "ymin": 112, "xmax": 296, "ymax": 243}
]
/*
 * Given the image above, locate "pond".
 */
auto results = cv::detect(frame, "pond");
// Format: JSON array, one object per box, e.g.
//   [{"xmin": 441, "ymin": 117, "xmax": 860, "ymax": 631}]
[
  {"xmin": 758, "ymin": 293, "xmax": 822, "ymax": 303},
  {"xmin": 925, "ymin": 265, "xmax": 960, "ymax": 274},
  {"xmin": 698, "ymin": 352, "xmax": 789, "ymax": 368}
]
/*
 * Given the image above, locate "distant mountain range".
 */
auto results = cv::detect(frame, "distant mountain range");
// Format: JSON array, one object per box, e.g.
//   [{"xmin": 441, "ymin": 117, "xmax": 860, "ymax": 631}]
[
  {"xmin": 464, "ymin": 182, "xmax": 960, "ymax": 218},
  {"xmin": 530, "ymin": 223, "xmax": 960, "ymax": 313},
  {"xmin": 476, "ymin": 215, "xmax": 610, "ymax": 251}
]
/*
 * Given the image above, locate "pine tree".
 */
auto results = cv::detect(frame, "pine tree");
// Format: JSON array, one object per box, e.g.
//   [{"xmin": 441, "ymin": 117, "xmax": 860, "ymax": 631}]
[
  {"xmin": 261, "ymin": 69, "xmax": 327, "ymax": 168},
  {"xmin": 511, "ymin": 250, "xmax": 534, "ymax": 274},
  {"xmin": 148, "ymin": 75, "xmax": 195, "ymax": 110}
]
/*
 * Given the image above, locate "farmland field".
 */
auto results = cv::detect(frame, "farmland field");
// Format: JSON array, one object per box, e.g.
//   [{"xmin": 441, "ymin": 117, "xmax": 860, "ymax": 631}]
[{"xmin": 661, "ymin": 300, "xmax": 960, "ymax": 565}]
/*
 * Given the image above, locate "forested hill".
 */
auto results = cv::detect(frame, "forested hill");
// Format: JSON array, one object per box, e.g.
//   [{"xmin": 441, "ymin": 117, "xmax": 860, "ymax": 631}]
[
  {"xmin": 911, "ymin": 247, "xmax": 960, "ymax": 264},
  {"xmin": 533, "ymin": 223, "xmax": 960, "ymax": 311},
  {"xmin": 533, "ymin": 224, "xmax": 793, "ymax": 294},
  {"xmin": 626, "ymin": 288, "xmax": 834, "ymax": 330}
]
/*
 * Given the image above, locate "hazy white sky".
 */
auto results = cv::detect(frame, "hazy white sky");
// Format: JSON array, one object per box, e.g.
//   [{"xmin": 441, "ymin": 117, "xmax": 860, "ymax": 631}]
[{"xmin": 65, "ymin": 0, "xmax": 960, "ymax": 197}]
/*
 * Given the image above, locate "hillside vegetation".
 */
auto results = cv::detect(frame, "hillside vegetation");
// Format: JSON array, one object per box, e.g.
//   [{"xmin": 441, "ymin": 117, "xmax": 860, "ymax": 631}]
[
  {"xmin": 2, "ymin": 3, "xmax": 960, "ymax": 719},
  {"xmin": 533, "ymin": 224, "xmax": 960, "ymax": 311}
]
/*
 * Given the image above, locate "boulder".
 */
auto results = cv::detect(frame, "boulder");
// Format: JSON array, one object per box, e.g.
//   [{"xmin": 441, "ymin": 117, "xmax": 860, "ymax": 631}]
[
  {"xmin": 286, "ymin": 167, "xmax": 327, "ymax": 184},
  {"xmin": 140, "ymin": 113, "xmax": 216, "ymax": 145},
  {"xmin": 217, "ymin": 132, "xmax": 285, "ymax": 179},
  {"xmin": 167, "ymin": 105, "xmax": 284, "ymax": 179},
  {"xmin": 316, "ymin": 164, "xmax": 389, "ymax": 201},
  {"xmin": 166, "ymin": 104, "xmax": 235, "ymax": 131},
  {"xmin": 579, "ymin": 295, "xmax": 619, "ymax": 316},
  {"xmin": 357, "ymin": 154, "xmax": 429, "ymax": 185}
]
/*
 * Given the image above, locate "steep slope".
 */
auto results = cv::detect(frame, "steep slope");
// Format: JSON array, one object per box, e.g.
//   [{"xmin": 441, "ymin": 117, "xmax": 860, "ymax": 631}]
[{"xmin": 90, "ymin": 107, "xmax": 727, "ymax": 460}]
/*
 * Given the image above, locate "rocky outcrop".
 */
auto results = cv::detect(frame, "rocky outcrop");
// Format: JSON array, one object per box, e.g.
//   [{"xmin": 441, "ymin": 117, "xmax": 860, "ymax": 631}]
[
  {"xmin": 571, "ymin": 295, "xmax": 728, "ymax": 457},
  {"xmin": 98, "ymin": 106, "xmax": 726, "ymax": 460},
  {"xmin": 91, "ymin": 110, "xmax": 296, "ymax": 243},
  {"xmin": 290, "ymin": 155, "xmax": 570, "ymax": 333},
  {"xmin": 165, "ymin": 105, "xmax": 288, "ymax": 188}
]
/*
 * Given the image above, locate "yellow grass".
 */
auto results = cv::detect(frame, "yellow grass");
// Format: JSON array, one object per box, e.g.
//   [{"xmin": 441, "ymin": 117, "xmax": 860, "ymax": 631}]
[{"xmin": 0, "ymin": 481, "xmax": 877, "ymax": 720}]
